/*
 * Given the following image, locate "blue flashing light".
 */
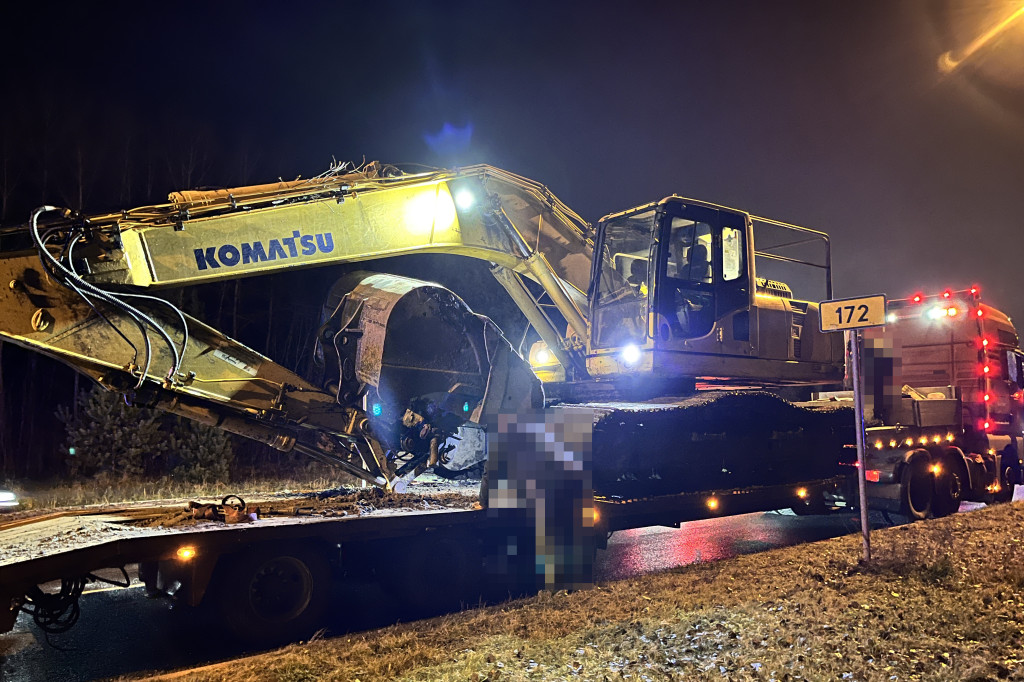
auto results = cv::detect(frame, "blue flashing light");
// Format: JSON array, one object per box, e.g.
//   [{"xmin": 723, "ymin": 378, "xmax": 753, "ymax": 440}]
[
  {"xmin": 463, "ymin": 401, "xmax": 470, "ymax": 413},
  {"xmin": 371, "ymin": 402, "xmax": 382, "ymax": 417},
  {"xmin": 68, "ymin": 446, "xmax": 77, "ymax": 456}
]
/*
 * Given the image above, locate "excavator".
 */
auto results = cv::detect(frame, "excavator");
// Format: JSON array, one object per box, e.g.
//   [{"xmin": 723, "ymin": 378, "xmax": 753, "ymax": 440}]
[{"xmin": 0, "ymin": 162, "xmax": 845, "ymax": 491}]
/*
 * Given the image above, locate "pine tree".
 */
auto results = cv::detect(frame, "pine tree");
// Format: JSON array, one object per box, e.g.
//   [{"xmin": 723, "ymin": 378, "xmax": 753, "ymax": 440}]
[
  {"xmin": 57, "ymin": 385, "xmax": 234, "ymax": 483},
  {"xmin": 57, "ymin": 387, "xmax": 167, "ymax": 479},
  {"xmin": 167, "ymin": 419, "xmax": 234, "ymax": 484}
]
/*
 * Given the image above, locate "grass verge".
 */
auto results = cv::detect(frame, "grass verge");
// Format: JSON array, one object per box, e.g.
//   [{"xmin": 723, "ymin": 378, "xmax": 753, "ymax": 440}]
[{"xmin": 137, "ymin": 501, "xmax": 1024, "ymax": 682}]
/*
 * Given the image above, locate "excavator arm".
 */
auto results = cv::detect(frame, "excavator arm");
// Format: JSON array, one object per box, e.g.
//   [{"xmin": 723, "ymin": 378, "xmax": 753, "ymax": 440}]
[{"xmin": 0, "ymin": 163, "xmax": 589, "ymax": 488}]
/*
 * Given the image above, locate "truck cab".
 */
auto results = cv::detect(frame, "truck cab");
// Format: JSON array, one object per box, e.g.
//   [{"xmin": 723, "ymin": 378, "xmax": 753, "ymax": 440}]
[{"xmin": 585, "ymin": 197, "xmax": 844, "ymax": 388}]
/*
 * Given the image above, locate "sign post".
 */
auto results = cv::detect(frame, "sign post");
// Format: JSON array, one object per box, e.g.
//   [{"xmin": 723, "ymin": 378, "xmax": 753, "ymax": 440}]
[{"xmin": 819, "ymin": 294, "xmax": 887, "ymax": 564}]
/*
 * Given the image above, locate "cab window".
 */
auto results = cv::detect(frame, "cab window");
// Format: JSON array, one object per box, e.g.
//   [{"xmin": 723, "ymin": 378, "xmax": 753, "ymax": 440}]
[
  {"xmin": 723, "ymin": 226, "xmax": 743, "ymax": 281},
  {"xmin": 668, "ymin": 218, "xmax": 712, "ymax": 284},
  {"xmin": 661, "ymin": 217, "xmax": 714, "ymax": 339},
  {"xmin": 592, "ymin": 210, "xmax": 655, "ymax": 348}
]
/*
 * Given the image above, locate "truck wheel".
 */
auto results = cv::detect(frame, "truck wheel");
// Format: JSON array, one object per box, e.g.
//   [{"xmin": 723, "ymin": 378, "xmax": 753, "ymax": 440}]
[
  {"xmin": 931, "ymin": 462, "xmax": 965, "ymax": 518},
  {"xmin": 993, "ymin": 452, "xmax": 1017, "ymax": 504},
  {"xmin": 215, "ymin": 545, "xmax": 331, "ymax": 646},
  {"xmin": 900, "ymin": 458, "xmax": 933, "ymax": 520}
]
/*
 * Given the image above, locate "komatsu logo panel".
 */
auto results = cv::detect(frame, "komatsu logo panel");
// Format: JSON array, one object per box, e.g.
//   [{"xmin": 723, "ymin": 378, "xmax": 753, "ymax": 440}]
[
  {"xmin": 192, "ymin": 231, "xmax": 335, "ymax": 271},
  {"xmin": 135, "ymin": 182, "xmax": 468, "ymax": 285}
]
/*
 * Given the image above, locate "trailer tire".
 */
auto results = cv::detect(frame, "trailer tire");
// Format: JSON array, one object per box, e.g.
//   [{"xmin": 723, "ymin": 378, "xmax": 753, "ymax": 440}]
[
  {"xmin": 900, "ymin": 457, "xmax": 933, "ymax": 521},
  {"xmin": 215, "ymin": 545, "xmax": 331, "ymax": 646},
  {"xmin": 931, "ymin": 461, "xmax": 965, "ymax": 518}
]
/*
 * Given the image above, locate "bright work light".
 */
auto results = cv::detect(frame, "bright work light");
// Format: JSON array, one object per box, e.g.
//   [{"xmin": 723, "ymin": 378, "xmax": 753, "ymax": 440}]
[
  {"xmin": 621, "ymin": 344, "xmax": 641, "ymax": 365},
  {"xmin": 454, "ymin": 189, "xmax": 475, "ymax": 210}
]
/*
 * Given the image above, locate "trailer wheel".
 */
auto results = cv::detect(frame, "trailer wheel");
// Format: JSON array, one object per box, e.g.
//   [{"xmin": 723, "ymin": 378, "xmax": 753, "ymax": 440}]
[
  {"xmin": 215, "ymin": 545, "xmax": 331, "ymax": 646},
  {"xmin": 900, "ymin": 457, "xmax": 933, "ymax": 520},
  {"xmin": 931, "ymin": 462, "xmax": 965, "ymax": 518}
]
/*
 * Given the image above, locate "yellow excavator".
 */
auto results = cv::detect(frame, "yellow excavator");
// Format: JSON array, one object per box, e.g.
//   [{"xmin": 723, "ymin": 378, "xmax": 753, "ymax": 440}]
[{"xmin": 0, "ymin": 162, "xmax": 843, "ymax": 490}]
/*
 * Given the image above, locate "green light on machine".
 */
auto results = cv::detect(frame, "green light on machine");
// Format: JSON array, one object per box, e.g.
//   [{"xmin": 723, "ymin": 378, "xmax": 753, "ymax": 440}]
[{"xmin": 463, "ymin": 402, "xmax": 470, "ymax": 413}]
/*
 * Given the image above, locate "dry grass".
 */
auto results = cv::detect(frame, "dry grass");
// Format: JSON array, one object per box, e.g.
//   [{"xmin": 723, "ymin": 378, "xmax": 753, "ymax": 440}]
[
  {"xmin": 136, "ymin": 501, "xmax": 1024, "ymax": 682},
  {"xmin": 5, "ymin": 466, "xmax": 351, "ymax": 511}
]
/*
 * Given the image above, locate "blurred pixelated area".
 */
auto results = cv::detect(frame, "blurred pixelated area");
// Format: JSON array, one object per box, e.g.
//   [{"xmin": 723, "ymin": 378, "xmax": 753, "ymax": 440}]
[
  {"xmin": 863, "ymin": 329, "xmax": 903, "ymax": 423},
  {"xmin": 485, "ymin": 408, "xmax": 595, "ymax": 591}
]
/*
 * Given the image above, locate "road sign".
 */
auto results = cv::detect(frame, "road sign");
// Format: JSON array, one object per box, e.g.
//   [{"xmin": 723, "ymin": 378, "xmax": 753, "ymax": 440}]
[
  {"xmin": 819, "ymin": 294, "xmax": 887, "ymax": 332},
  {"xmin": 817, "ymin": 292, "xmax": 888, "ymax": 563}
]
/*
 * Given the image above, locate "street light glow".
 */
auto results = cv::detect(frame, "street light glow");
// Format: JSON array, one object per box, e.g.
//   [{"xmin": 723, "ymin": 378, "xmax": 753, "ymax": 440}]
[{"xmin": 938, "ymin": 3, "xmax": 1024, "ymax": 74}]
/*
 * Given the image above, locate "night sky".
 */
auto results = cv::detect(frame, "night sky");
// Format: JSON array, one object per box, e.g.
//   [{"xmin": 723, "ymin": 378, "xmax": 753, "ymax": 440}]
[{"xmin": 2, "ymin": 1, "xmax": 1022, "ymax": 324}]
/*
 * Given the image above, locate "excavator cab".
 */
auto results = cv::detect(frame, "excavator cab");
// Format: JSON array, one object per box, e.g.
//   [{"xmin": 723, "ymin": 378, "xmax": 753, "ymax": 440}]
[{"xmin": 587, "ymin": 197, "xmax": 843, "ymax": 388}]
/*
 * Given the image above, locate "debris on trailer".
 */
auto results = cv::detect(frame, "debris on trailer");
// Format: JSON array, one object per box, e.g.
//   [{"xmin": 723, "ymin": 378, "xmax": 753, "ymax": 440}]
[{"xmin": 132, "ymin": 484, "xmax": 480, "ymax": 528}]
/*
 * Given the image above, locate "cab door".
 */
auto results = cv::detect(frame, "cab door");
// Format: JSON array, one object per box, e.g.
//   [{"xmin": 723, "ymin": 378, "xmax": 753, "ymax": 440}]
[{"xmin": 652, "ymin": 201, "xmax": 752, "ymax": 358}]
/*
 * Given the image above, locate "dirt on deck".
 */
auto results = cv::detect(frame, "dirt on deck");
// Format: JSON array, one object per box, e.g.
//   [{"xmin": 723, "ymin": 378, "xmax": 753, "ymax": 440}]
[
  {"xmin": 133, "ymin": 484, "xmax": 481, "ymax": 528},
  {"xmin": 0, "ymin": 479, "xmax": 481, "ymax": 564}
]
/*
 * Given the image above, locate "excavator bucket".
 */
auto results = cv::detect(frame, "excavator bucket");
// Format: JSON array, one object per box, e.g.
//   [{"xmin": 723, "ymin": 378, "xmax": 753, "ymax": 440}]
[{"xmin": 316, "ymin": 273, "xmax": 543, "ymax": 475}]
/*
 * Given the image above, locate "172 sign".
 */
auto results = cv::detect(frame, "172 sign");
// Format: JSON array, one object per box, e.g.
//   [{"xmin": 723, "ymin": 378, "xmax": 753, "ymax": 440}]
[{"xmin": 819, "ymin": 294, "xmax": 887, "ymax": 332}]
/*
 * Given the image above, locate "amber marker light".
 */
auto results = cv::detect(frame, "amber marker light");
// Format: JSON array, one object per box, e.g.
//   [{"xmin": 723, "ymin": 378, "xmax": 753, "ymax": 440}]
[
  {"xmin": 874, "ymin": 440, "xmax": 884, "ymax": 450},
  {"xmin": 919, "ymin": 436, "xmax": 929, "ymax": 445},
  {"xmin": 176, "ymin": 546, "xmax": 197, "ymax": 561},
  {"xmin": 706, "ymin": 497, "xmax": 720, "ymax": 511},
  {"xmin": 889, "ymin": 440, "xmax": 898, "ymax": 448},
  {"xmin": 929, "ymin": 463, "xmax": 942, "ymax": 475},
  {"xmin": 905, "ymin": 437, "xmax": 914, "ymax": 446},
  {"xmin": 796, "ymin": 487, "xmax": 808, "ymax": 499}
]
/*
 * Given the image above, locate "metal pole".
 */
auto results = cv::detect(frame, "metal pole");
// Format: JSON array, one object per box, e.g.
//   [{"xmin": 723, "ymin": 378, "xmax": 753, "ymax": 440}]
[{"xmin": 850, "ymin": 329, "xmax": 871, "ymax": 563}]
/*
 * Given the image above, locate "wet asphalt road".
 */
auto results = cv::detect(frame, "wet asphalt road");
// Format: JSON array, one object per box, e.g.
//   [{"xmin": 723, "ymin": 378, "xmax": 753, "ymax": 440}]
[{"xmin": 0, "ymin": 495, "xmax": 1012, "ymax": 682}]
